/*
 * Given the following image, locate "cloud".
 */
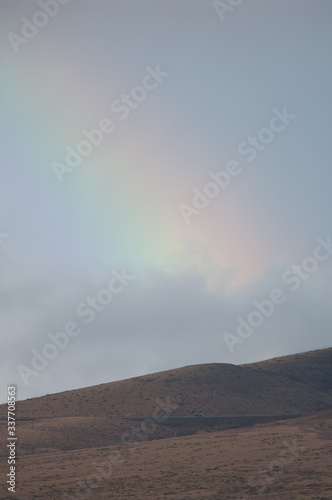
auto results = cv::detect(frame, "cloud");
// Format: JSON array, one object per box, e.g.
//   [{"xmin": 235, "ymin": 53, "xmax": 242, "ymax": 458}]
[{"xmin": 1, "ymin": 245, "xmax": 331, "ymax": 403}]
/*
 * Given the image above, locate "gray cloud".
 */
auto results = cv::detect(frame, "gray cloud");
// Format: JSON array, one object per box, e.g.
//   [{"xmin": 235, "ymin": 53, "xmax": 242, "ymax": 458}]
[{"xmin": 1, "ymin": 246, "xmax": 331, "ymax": 402}]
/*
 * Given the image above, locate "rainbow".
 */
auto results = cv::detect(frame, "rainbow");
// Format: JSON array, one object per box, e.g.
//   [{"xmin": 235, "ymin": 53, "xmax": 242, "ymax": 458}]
[{"xmin": 1, "ymin": 45, "xmax": 272, "ymax": 286}]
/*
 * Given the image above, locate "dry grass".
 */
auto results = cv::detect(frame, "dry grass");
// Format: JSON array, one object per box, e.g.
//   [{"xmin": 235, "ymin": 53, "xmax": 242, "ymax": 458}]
[
  {"xmin": 0, "ymin": 411, "xmax": 331, "ymax": 499},
  {"xmin": 1, "ymin": 348, "xmax": 331, "ymax": 498}
]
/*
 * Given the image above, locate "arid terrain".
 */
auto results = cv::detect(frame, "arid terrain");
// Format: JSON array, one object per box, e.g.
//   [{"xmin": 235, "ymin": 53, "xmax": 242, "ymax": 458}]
[{"xmin": 1, "ymin": 348, "xmax": 331, "ymax": 499}]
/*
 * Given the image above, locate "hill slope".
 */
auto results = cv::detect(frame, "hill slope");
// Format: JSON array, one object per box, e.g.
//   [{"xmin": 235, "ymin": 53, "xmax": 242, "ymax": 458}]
[
  {"xmin": 1, "ymin": 348, "xmax": 331, "ymax": 421},
  {"xmin": 243, "ymin": 347, "xmax": 332, "ymax": 393},
  {"xmin": 1, "ymin": 348, "xmax": 331, "ymax": 499},
  {"xmin": 1, "ymin": 410, "xmax": 331, "ymax": 499}
]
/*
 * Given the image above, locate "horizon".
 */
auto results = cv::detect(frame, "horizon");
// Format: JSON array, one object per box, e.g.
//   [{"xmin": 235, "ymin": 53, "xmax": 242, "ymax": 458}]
[{"xmin": 4, "ymin": 345, "xmax": 331, "ymax": 405}]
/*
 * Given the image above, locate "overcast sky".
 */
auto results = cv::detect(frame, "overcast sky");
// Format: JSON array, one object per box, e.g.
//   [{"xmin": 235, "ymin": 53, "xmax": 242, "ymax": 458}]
[{"xmin": 1, "ymin": 0, "xmax": 331, "ymax": 403}]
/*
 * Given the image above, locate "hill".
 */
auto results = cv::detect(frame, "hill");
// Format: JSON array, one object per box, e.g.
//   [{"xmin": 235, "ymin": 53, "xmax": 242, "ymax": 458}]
[
  {"xmin": 1, "ymin": 410, "xmax": 331, "ymax": 499},
  {"xmin": 1, "ymin": 348, "xmax": 331, "ymax": 422},
  {"xmin": 243, "ymin": 347, "xmax": 332, "ymax": 393},
  {"xmin": 1, "ymin": 348, "xmax": 331, "ymax": 499}
]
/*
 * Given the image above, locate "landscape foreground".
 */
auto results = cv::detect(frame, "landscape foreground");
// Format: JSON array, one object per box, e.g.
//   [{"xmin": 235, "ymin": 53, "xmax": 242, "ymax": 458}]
[{"xmin": 1, "ymin": 348, "xmax": 331, "ymax": 499}]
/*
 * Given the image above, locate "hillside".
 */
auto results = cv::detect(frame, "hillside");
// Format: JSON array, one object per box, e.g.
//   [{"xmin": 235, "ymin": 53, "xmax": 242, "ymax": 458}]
[
  {"xmin": 1, "ymin": 348, "xmax": 332, "ymax": 499},
  {"xmin": 243, "ymin": 347, "xmax": 332, "ymax": 393},
  {"xmin": 1, "ymin": 348, "xmax": 331, "ymax": 422},
  {"xmin": 1, "ymin": 349, "xmax": 332, "ymax": 422},
  {"xmin": 1, "ymin": 411, "xmax": 331, "ymax": 499}
]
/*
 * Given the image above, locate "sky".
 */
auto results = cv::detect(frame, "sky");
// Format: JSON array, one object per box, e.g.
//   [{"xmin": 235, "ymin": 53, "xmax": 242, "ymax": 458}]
[{"xmin": 1, "ymin": 0, "xmax": 332, "ymax": 403}]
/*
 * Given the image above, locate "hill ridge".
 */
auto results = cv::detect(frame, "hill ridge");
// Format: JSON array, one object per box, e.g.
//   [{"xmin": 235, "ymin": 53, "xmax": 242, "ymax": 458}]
[{"xmin": 1, "ymin": 348, "xmax": 331, "ymax": 420}]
